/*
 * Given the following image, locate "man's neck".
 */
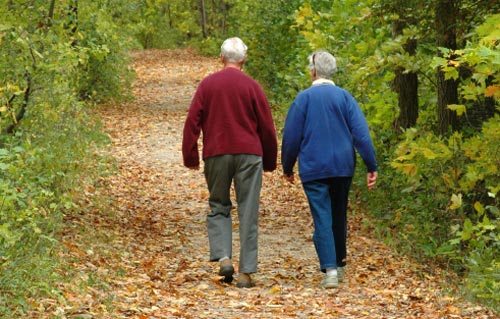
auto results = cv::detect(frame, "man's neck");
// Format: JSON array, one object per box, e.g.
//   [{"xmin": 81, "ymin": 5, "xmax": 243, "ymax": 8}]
[{"xmin": 224, "ymin": 63, "xmax": 242, "ymax": 70}]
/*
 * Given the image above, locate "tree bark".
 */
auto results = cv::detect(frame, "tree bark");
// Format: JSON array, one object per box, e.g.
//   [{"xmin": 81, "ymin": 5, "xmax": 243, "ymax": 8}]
[
  {"xmin": 167, "ymin": 3, "xmax": 173, "ymax": 28},
  {"xmin": 3, "ymin": 72, "xmax": 31, "ymax": 135},
  {"xmin": 392, "ymin": 15, "xmax": 419, "ymax": 132},
  {"xmin": 435, "ymin": 0, "xmax": 459, "ymax": 134},
  {"xmin": 200, "ymin": 0, "xmax": 207, "ymax": 38},
  {"xmin": 48, "ymin": 0, "xmax": 56, "ymax": 26}
]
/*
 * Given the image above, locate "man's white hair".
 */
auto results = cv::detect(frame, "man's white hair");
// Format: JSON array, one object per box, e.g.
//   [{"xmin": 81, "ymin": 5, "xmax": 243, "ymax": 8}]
[{"xmin": 221, "ymin": 37, "xmax": 248, "ymax": 63}]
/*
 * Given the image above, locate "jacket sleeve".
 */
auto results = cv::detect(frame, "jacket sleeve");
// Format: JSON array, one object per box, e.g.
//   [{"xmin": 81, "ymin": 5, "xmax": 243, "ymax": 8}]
[
  {"xmin": 281, "ymin": 98, "xmax": 304, "ymax": 175},
  {"xmin": 254, "ymin": 87, "xmax": 278, "ymax": 171},
  {"xmin": 182, "ymin": 88, "xmax": 203, "ymax": 167}
]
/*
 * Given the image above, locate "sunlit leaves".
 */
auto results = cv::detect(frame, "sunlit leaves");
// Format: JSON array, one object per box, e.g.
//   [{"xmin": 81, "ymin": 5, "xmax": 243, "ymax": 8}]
[
  {"xmin": 447, "ymin": 104, "xmax": 466, "ymax": 116},
  {"xmin": 450, "ymin": 193, "xmax": 463, "ymax": 210},
  {"xmin": 476, "ymin": 13, "xmax": 500, "ymax": 46},
  {"xmin": 435, "ymin": 15, "xmax": 500, "ymax": 104}
]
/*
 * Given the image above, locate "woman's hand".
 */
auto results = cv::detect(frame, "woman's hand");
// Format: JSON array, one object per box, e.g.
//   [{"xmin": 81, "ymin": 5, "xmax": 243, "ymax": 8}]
[{"xmin": 367, "ymin": 171, "xmax": 378, "ymax": 191}]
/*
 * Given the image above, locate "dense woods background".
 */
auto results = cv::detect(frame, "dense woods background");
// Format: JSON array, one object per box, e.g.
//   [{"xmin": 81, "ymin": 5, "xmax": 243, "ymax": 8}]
[{"xmin": 0, "ymin": 0, "xmax": 499, "ymax": 316}]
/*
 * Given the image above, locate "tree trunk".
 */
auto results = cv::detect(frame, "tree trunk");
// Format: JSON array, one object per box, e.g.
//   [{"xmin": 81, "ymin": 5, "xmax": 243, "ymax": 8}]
[
  {"xmin": 3, "ymin": 72, "xmax": 32, "ymax": 135},
  {"xmin": 65, "ymin": 0, "xmax": 78, "ymax": 45},
  {"xmin": 48, "ymin": 0, "xmax": 56, "ymax": 25},
  {"xmin": 200, "ymin": 0, "xmax": 207, "ymax": 38},
  {"xmin": 167, "ymin": 3, "xmax": 173, "ymax": 28},
  {"xmin": 435, "ymin": 0, "xmax": 459, "ymax": 134},
  {"xmin": 392, "ymin": 16, "xmax": 419, "ymax": 132}
]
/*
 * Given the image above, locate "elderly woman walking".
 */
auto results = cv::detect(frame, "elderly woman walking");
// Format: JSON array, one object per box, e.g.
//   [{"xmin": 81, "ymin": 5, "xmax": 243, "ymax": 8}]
[{"xmin": 281, "ymin": 50, "xmax": 378, "ymax": 288}]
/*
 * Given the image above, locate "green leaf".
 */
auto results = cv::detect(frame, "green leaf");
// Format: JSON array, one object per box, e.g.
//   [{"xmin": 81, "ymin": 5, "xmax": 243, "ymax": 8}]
[
  {"xmin": 443, "ymin": 66, "xmax": 460, "ymax": 80},
  {"xmin": 474, "ymin": 201, "xmax": 485, "ymax": 216},
  {"xmin": 461, "ymin": 218, "xmax": 473, "ymax": 241},
  {"xmin": 486, "ymin": 205, "xmax": 499, "ymax": 214},
  {"xmin": 447, "ymin": 104, "xmax": 466, "ymax": 116},
  {"xmin": 430, "ymin": 56, "xmax": 448, "ymax": 69}
]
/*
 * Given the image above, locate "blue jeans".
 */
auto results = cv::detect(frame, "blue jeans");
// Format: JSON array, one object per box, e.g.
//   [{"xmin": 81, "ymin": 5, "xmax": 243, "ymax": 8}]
[{"xmin": 302, "ymin": 177, "xmax": 352, "ymax": 272}]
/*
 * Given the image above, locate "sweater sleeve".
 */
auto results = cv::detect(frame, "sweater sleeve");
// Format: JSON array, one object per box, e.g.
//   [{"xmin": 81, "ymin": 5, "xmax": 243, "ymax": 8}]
[
  {"xmin": 254, "ymin": 87, "xmax": 278, "ymax": 171},
  {"xmin": 281, "ymin": 98, "xmax": 305, "ymax": 175},
  {"xmin": 346, "ymin": 94, "xmax": 378, "ymax": 172},
  {"xmin": 182, "ymin": 88, "xmax": 203, "ymax": 167}
]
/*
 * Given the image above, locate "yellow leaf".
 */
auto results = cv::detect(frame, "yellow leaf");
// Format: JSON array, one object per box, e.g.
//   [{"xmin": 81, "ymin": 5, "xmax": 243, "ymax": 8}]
[
  {"xmin": 450, "ymin": 193, "xmax": 462, "ymax": 210},
  {"xmin": 400, "ymin": 163, "xmax": 417, "ymax": 176},
  {"xmin": 268, "ymin": 285, "xmax": 281, "ymax": 294},
  {"xmin": 295, "ymin": 3, "xmax": 313, "ymax": 26},
  {"xmin": 474, "ymin": 201, "xmax": 485, "ymax": 215},
  {"xmin": 422, "ymin": 148, "xmax": 438, "ymax": 159}
]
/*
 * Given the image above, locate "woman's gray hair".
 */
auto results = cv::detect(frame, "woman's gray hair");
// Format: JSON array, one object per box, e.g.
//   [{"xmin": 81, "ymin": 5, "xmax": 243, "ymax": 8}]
[
  {"xmin": 221, "ymin": 37, "xmax": 248, "ymax": 63},
  {"xmin": 308, "ymin": 50, "xmax": 337, "ymax": 78}
]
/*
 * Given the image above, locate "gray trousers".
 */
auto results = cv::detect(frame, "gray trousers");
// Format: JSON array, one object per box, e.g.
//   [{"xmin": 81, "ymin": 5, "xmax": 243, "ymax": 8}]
[{"xmin": 204, "ymin": 154, "xmax": 263, "ymax": 274}]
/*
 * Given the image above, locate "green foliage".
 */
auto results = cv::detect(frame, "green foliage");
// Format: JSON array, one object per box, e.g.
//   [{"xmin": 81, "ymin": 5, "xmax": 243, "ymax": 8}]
[
  {"xmin": 128, "ymin": 0, "xmax": 192, "ymax": 49},
  {"xmin": 116, "ymin": 0, "xmax": 252, "ymax": 50},
  {"xmin": 432, "ymin": 14, "xmax": 500, "ymax": 108},
  {"xmin": 0, "ymin": 0, "xmax": 120, "ymax": 315},
  {"xmin": 387, "ymin": 115, "xmax": 500, "ymax": 308},
  {"xmin": 73, "ymin": 2, "xmax": 135, "ymax": 102},
  {"xmin": 390, "ymin": 94, "xmax": 499, "ymax": 312},
  {"xmin": 240, "ymin": 0, "xmax": 305, "ymax": 112},
  {"xmin": 0, "ymin": 108, "xmax": 108, "ymax": 316}
]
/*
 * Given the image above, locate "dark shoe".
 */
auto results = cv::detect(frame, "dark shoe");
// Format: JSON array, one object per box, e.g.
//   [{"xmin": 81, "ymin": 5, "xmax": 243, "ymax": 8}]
[
  {"xmin": 236, "ymin": 273, "xmax": 255, "ymax": 288},
  {"xmin": 218, "ymin": 259, "xmax": 234, "ymax": 283}
]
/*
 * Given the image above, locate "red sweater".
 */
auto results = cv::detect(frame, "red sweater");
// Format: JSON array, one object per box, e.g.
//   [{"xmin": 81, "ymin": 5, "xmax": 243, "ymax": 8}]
[{"xmin": 182, "ymin": 67, "xmax": 277, "ymax": 171}]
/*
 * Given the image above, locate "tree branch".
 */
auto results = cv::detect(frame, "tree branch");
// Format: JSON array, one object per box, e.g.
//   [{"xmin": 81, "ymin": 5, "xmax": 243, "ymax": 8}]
[{"xmin": 2, "ymin": 72, "xmax": 32, "ymax": 135}]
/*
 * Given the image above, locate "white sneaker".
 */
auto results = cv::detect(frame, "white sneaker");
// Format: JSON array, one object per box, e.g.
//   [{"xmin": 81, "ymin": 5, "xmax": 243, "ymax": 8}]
[{"xmin": 320, "ymin": 274, "xmax": 339, "ymax": 288}]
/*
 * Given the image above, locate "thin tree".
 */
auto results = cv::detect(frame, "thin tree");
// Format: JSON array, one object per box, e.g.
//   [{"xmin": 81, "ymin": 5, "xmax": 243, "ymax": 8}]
[
  {"xmin": 435, "ymin": 0, "xmax": 459, "ymax": 134},
  {"xmin": 48, "ymin": 0, "xmax": 55, "ymax": 26},
  {"xmin": 200, "ymin": 0, "xmax": 207, "ymax": 38}
]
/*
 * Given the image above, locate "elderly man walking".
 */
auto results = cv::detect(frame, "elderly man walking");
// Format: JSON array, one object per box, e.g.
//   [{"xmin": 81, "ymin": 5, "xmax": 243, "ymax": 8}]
[
  {"xmin": 182, "ymin": 37, "xmax": 277, "ymax": 288},
  {"xmin": 281, "ymin": 50, "xmax": 378, "ymax": 289}
]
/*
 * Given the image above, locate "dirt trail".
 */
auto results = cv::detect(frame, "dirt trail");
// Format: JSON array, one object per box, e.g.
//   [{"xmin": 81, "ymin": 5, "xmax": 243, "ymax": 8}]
[{"xmin": 53, "ymin": 49, "xmax": 498, "ymax": 319}]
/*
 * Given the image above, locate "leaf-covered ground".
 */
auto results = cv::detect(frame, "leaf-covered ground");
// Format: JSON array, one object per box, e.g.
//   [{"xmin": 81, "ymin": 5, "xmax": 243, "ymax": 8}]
[{"xmin": 36, "ymin": 49, "xmax": 499, "ymax": 319}]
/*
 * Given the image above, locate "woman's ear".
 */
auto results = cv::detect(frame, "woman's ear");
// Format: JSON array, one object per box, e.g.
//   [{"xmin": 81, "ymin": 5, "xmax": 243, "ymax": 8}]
[{"xmin": 310, "ymin": 68, "xmax": 316, "ymax": 80}]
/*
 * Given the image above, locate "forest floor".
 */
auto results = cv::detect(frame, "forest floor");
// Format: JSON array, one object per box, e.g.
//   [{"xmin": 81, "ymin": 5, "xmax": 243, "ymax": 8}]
[{"xmin": 37, "ymin": 49, "xmax": 500, "ymax": 319}]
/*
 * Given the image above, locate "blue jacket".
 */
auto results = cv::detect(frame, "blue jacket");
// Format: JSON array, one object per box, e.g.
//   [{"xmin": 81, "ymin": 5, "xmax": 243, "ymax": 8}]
[{"xmin": 281, "ymin": 82, "xmax": 377, "ymax": 183}]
